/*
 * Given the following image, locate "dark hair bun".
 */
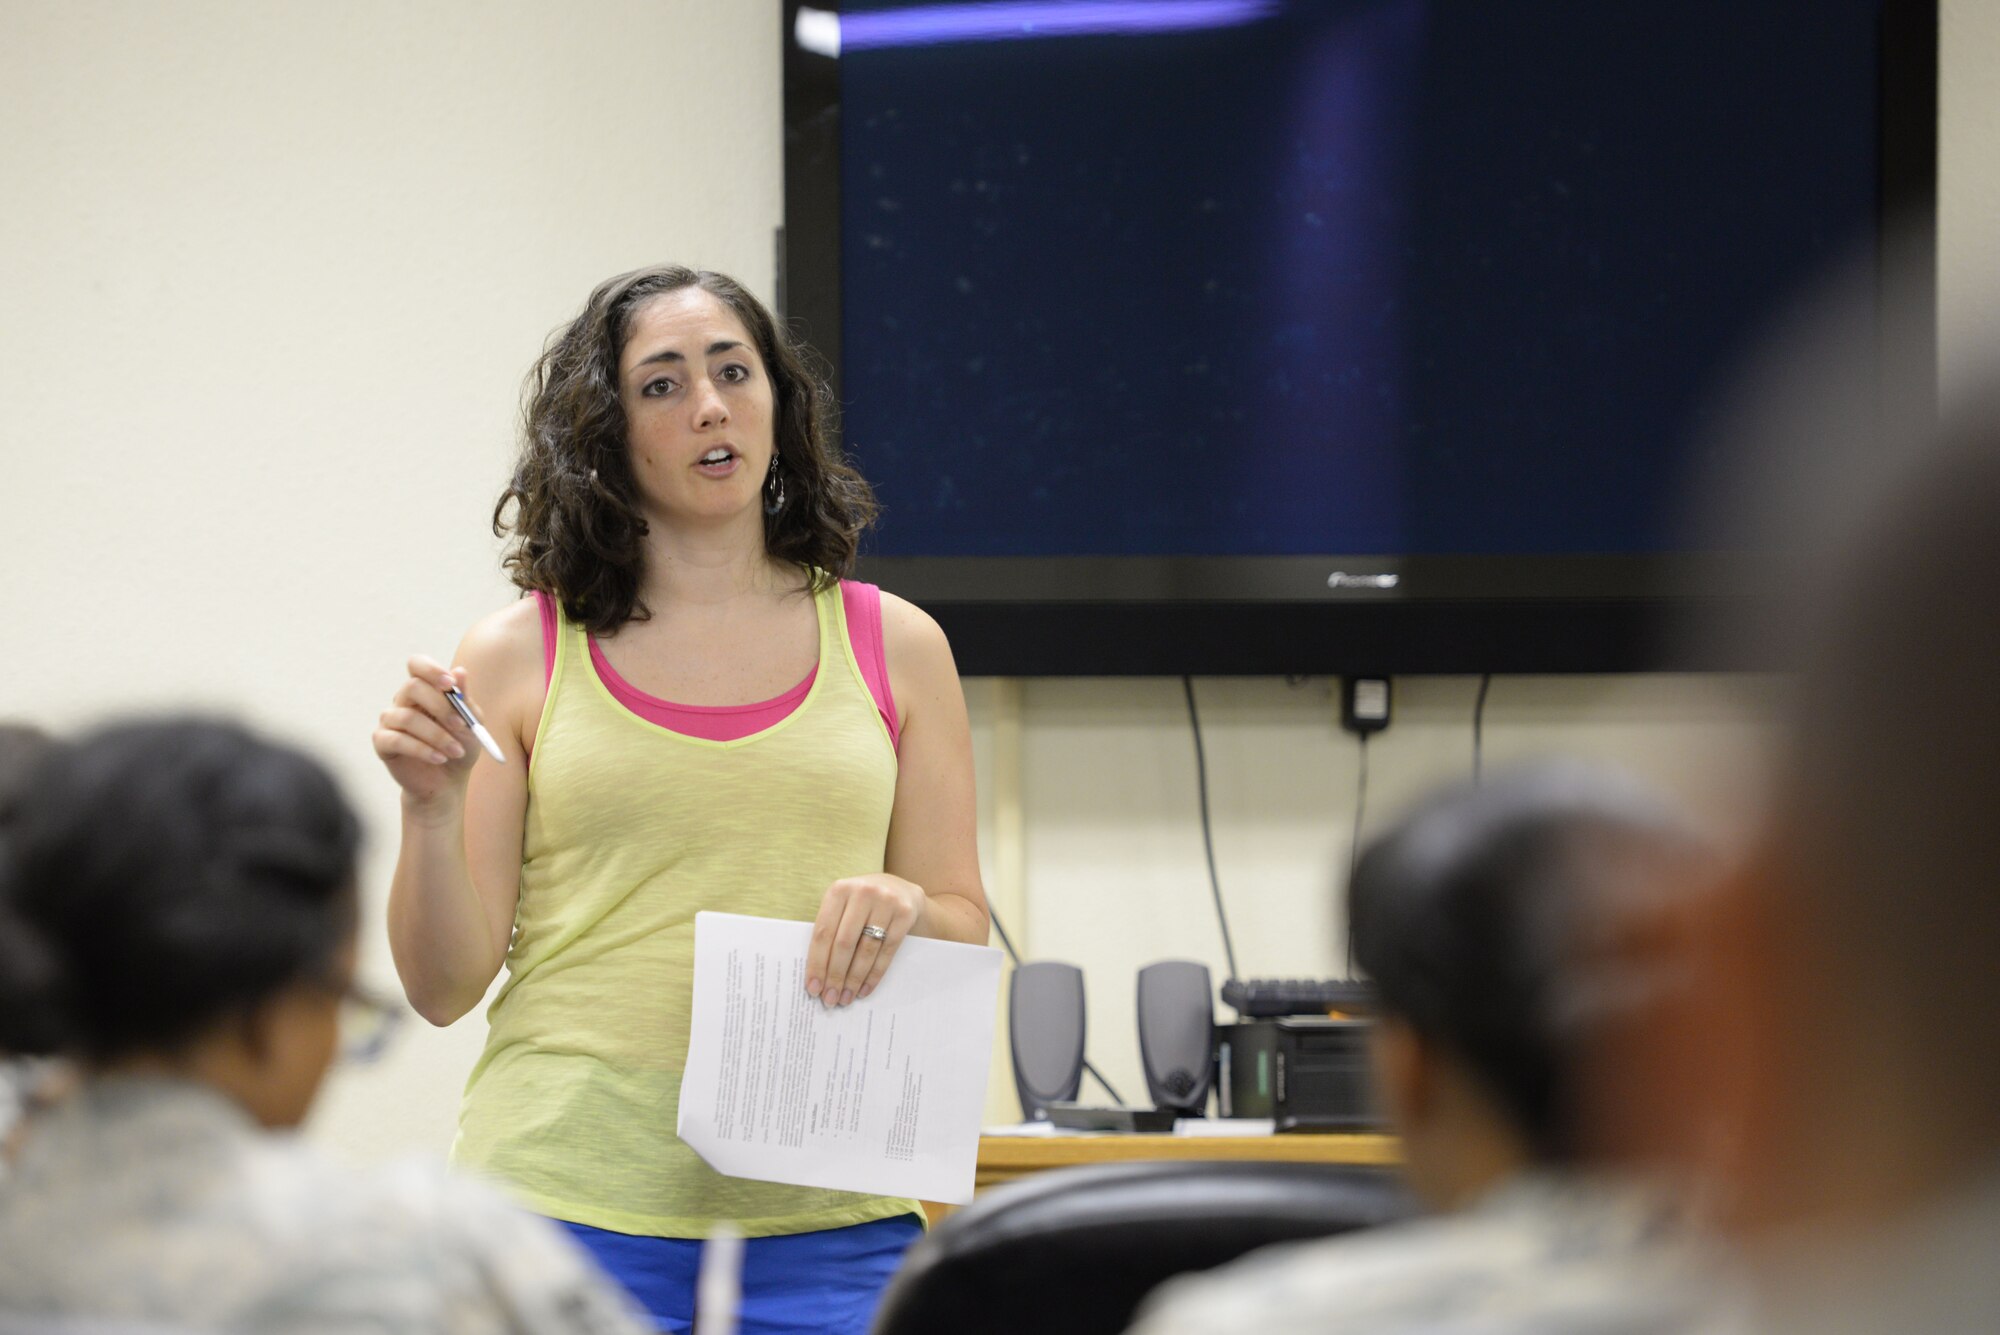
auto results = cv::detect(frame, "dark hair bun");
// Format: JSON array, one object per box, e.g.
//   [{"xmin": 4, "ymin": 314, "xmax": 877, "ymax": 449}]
[
  {"xmin": 1347, "ymin": 762, "xmax": 1705, "ymax": 1165},
  {"xmin": 0, "ymin": 898, "xmax": 69, "ymax": 1056},
  {"xmin": 0, "ymin": 718, "xmax": 361, "ymax": 1060},
  {"xmin": 0, "ymin": 724, "xmax": 62, "ymax": 1054}
]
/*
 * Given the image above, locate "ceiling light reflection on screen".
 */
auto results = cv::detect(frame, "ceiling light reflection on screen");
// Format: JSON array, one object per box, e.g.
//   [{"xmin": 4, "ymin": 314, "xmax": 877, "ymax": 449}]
[{"xmin": 794, "ymin": 1, "xmax": 1284, "ymax": 57}]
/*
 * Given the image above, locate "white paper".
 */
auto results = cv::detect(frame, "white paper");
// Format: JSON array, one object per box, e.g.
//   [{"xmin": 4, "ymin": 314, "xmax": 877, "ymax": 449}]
[
  {"xmin": 1174, "ymin": 1117, "xmax": 1276, "ymax": 1137},
  {"xmin": 981, "ymin": 1121, "xmax": 1110, "ymax": 1137},
  {"xmin": 980, "ymin": 1120, "xmax": 1066, "ymax": 1137},
  {"xmin": 677, "ymin": 911, "xmax": 1003, "ymax": 1204}
]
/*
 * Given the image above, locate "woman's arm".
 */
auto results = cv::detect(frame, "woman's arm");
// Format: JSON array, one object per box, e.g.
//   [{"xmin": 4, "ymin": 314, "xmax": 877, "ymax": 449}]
[
  {"xmin": 378, "ymin": 599, "xmax": 544, "ymax": 1026},
  {"xmin": 881, "ymin": 593, "xmax": 990, "ymax": 943},
  {"xmin": 808, "ymin": 592, "xmax": 990, "ymax": 1006}
]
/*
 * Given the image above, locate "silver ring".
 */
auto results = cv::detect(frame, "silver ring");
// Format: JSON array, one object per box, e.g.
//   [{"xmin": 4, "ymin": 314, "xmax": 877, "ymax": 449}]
[{"xmin": 861, "ymin": 924, "xmax": 888, "ymax": 942}]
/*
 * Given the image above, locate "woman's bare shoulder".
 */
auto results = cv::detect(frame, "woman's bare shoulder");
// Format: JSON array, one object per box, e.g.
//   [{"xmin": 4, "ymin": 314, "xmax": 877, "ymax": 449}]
[
  {"xmin": 877, "ymin": 589, "xmax": 949, "ymax": 660},
  {"xmin": 877, "ymin": 590, "xmax": 960, "ymax": 713},
  {"xmin": 454, "ymin": 595, "xmax": 547, "ymax": 695}
]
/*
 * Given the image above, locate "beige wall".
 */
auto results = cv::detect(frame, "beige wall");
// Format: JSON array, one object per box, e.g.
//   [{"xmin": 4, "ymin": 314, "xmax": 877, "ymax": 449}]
[
  {"xmin": 0, "ymin": 0, "xmax": 785, "ymax": 1159},
  {"xmin": 1940, "ymin": 0, "xmax": 2000, "ymax": 391},
  {"xmin": 2, "ymin": 2, "xmax": 1992, "ymax": 1153}
]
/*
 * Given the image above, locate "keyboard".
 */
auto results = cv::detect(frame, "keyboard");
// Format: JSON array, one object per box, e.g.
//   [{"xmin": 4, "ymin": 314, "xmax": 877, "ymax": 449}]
[{"xmin": 1221, "ymin": 977, "xmax": 1376, "ymax": 1018}]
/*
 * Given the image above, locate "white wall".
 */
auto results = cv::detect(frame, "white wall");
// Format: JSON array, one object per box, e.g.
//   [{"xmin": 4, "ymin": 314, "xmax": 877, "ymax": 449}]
[
  {"xmin": 0, "ymin": 0, "xmax": 784, "ymax": 1159},
  {"xmin": 2, "ymin": 1, "xmax": 1993, "ymax": 1153}
]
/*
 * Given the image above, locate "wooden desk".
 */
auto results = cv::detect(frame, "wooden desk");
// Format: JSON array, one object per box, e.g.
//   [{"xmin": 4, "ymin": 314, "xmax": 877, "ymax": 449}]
[{"xmin": 924, "ymin": 1131, "xmax": 1400, "ymax": 1224}]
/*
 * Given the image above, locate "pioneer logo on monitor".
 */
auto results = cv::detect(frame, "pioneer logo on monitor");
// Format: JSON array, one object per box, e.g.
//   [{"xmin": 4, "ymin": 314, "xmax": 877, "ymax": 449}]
[{"xmin": 1327, "ymin": 572, "xmax": 1400, "ymax": 591}]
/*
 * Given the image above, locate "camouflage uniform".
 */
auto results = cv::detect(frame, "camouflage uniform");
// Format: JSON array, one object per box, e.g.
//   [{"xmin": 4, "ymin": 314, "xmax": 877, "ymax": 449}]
[
  {"xmin": 1127, "ymin": 1172, "xmax": 1730, "ymax": 1335},
  {"xmin": 0, "ymin": 1077, "xmax": 652, "ymax": 1334},
  {"xmin": 1705, "ymin": 1168, "xmax": 2000, "ymax": 1335}
]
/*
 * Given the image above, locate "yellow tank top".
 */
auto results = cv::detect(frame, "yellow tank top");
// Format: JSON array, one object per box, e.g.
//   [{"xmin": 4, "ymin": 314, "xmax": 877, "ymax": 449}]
[{"xmin": 452, "ymin": 579, "xmax": 921, "ymax": 1237}]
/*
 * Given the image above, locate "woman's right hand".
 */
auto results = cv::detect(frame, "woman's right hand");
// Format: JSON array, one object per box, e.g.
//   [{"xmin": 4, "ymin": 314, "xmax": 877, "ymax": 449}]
[{"xmin": 373, "ymin": 654, "xmax": 481, "ymax": 809}]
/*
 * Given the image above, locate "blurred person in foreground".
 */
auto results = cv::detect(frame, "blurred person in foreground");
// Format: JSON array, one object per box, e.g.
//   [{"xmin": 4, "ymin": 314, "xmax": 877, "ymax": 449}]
[
  {"xmin": 1128, "ymin": 763, "xmax": 1728, "ymax": 1335},
  {"xmin": 0, "ymin": 718, "xmax": 650, "ymax": 1333},
  {"xmin": 1663, "ymin": 387, "xmax": 2000, "ymax": 1332}
]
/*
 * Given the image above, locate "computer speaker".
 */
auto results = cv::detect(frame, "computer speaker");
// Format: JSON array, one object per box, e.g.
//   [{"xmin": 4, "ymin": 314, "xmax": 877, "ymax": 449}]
[
  {"xmin": 1009, "ymin": 961, "xmax": 1086, "ymax": 1121},
  {"xmin": 1137, "ymin": 960, "xmax": 1215, "ymax": 1117}
]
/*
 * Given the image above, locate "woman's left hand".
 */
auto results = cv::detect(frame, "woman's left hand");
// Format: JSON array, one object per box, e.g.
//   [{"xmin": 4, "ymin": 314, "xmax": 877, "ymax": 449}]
[{"xmin": 807, "ymin": 873, "xmax": 927, "ymax": 1007}]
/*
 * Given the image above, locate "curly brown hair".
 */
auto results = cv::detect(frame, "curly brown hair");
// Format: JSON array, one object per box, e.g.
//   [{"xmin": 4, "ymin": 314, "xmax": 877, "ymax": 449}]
[{"xmin": 493, "ymin": 265, "xmax": 878, "ymax": 634}]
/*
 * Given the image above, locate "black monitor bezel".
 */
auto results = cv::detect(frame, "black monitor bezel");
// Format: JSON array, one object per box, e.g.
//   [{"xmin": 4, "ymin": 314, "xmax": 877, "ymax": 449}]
[{"xmin": 779, "ymin": 1, "xmax": 1936, "ymax": 676}]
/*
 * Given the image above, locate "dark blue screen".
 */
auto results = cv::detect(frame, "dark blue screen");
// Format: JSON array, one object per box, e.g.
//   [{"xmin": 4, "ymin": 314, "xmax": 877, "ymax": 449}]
[{"xmin": 838, "ymin": 1, "xmax": 1880, "ymax": 558}]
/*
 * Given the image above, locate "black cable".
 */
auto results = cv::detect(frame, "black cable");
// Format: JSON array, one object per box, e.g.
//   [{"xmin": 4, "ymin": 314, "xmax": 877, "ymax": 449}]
[
  {"xmin": 986, "ymin": 899, "xmax": 1024, "ymax": 963},
  {"xmin": 1344, "ymin": 731, "xmax": 1370, "ymax": 976},
  {"xmin": 1082, "ymin": 1059, "xmax": 1127, "ymax": 1106},
  {"xmin": 1472, "ymin": 672, "xmax": 1493, "ymax": 784},
  {"xmin": 986, "ymin": 899, "xmax": 1128, "ymax": 1107},
  {"xmin": 1182, "ymin": 676, "xmax": 1241, "ymax": 982}
]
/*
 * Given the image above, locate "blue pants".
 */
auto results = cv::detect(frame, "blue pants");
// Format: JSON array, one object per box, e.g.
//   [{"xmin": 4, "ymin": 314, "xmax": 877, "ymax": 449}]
[{"xmin": 560, "ymin": 1214, "xmax": 924, "ymax": 1335}]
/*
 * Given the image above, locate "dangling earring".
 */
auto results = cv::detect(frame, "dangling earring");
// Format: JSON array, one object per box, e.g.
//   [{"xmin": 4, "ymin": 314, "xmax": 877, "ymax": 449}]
[{"xmin": 764, "ymin": 456, "xmax": 786, "ymax": 516}]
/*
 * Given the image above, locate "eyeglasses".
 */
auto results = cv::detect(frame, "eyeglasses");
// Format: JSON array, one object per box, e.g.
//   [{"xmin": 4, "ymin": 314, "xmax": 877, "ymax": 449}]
[{"xmin": 336, "ymin": 983, "xmax": 405, "ymax": 1065}]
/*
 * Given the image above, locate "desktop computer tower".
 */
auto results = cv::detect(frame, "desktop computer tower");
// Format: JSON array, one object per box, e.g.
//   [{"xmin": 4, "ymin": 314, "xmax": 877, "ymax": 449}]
[{"xmin": 1218, "ymin": 1017, "xmax": 1383, "ymax": 1130}]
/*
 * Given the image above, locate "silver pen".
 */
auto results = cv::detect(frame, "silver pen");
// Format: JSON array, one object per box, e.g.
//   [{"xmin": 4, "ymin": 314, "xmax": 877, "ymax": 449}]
[{"xmin": 444, "ymin": 686, "xmax": 506, "ymax": 763}]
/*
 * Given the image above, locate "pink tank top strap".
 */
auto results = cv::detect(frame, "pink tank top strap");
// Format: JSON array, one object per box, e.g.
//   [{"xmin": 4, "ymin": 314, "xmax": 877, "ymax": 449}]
[
  {"xmin": 842, "ymin": 580, "xmax": 901, "ymax": 753},
  {"xmin": 537, "ymin": 588, "xmax": 559, "ymax": 685},
  {"xmin": 531, "ymin": 586, "xmax": 900, "ymax": 751}
]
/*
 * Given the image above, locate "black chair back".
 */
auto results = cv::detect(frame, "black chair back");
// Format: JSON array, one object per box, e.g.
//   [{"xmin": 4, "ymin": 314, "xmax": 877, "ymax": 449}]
[{"xmin": 873, "ymin": 1158, "xmax": 1417, "ymax": 1335}]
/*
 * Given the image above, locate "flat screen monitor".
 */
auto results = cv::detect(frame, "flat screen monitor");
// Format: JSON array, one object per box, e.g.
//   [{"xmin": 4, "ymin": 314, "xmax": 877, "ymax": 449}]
[{"xmin": 782, "ymin": 0, "xmax": 1935, "ymax": 674}]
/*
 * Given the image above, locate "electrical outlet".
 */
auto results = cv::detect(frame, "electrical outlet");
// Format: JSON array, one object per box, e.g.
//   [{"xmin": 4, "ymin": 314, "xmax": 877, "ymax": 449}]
[{"xmin": 1341, "ymin": 677, "xmax": 1391, "ymax": 735}]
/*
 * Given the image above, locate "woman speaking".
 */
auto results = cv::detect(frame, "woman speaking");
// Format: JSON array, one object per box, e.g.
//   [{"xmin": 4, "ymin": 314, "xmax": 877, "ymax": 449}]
[{"xmin": 374, "ymin": 266, "xmax": 989, "ymax": 1334}]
